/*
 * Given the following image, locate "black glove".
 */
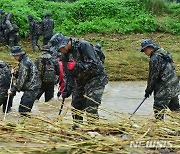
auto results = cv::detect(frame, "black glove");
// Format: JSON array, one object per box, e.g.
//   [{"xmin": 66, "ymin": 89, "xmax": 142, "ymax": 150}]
[
  {"xmin": 145, "ymin": 92, "xmax": 150, "ymax": 98},
  {"xmin": 144, "ymin": 89, "xmax": 152, "ymax": 98},
  {"xmin": 57, "ymin": 91, "xmax": 61, "ymax": 98},
  {"xmin": 10, "ymin": 86, "xmax": 17, "ymax": 96}
]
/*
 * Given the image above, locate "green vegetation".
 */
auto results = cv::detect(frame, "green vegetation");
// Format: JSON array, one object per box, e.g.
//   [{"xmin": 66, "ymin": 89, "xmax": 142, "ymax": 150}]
[{"xmin": 0, "ymin": 0, "xmax": 180, "ymax": 36}]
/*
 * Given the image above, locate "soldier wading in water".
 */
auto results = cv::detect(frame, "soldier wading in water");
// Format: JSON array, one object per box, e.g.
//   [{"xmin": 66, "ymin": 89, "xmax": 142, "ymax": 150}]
[
  {"xmin": 0, "ymin": 60, "xmax": 14, "ymax": 113},
  {"xmin": 49, "ymin": 33, "xmax": 108, "ymax": 128},
  {"xmin": 8, "ymin": 46, "xmax": 40, "ymax": 116},
  {"xmin": 140, "ymin": 39, "xmax": 180, "ymax": 120}
]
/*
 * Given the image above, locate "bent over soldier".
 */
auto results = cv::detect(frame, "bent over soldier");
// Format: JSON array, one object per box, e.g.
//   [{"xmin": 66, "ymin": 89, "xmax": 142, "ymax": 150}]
[
  {"xmin": 140, "ymin": 39, "xmax": 180, "ymax": 120},
  {"xmin": 49, "ymin": 33, "xmax": 108, "ymax": 126},
  {"xmin": 8, "ymin": 46, "xmax": 40, "ymax": 116},
  {"xmin": 0, "ymin": 60, "xmax": 14, "ymax": 113},
  {"xmin": 4, "ymin": 13, "xmax": 19, "ymax": 47}
]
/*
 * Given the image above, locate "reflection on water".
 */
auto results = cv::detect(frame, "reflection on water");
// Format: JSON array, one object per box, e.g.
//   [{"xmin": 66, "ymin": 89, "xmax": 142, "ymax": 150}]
[{"xmin": 0, "ymin": 81, "xmax": 154, "ymax": 121}]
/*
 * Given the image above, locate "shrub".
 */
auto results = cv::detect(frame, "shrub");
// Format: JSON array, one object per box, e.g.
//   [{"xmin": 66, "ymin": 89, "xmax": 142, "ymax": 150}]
[
  {"xmin": 139, "ymin": 0, "xmax": 168, "ymax": 15},
  {"xmin": 0, "ymin": 0, "xmax": 179, "ymax": 36}
]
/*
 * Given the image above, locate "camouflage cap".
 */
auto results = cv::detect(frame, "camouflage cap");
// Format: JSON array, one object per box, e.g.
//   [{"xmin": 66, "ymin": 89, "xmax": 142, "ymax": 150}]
[
  {"xmin": 140, "ymin": 39, "xmax": 158, "ymax": 52},
  {"xmin": 10, "ymin": 46, "xmax": 25, "ymax": 56},
  {"xmin": 44, "ymin": 12, "xmax": 50, "ymax": 17},
  {"xmin": 27, "ymin": 15, "xmax": 33, "ymax": 21},
  {"xmin": 49, "ymin": 33, "xmax": 70, "ymax": 52}
]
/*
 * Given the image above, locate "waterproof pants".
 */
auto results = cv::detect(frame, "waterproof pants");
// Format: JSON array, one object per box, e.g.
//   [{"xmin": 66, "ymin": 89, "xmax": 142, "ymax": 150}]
[
  {"xmin": 0, "ymin": 94, "xmax": 13, "ymax": 113},
  {"xmin": 153, "ymin": 95, "xmax": 180, "ymax": 120},
  {"xmin": 36, "ymin": 82, "xmax": 54, "ymax": 102},
  {"xmin": 71, "ymin": 78, "xmax": 106, "ymax": 124},
  {"xmin": 31, "ymin": 35, "xmax": 40, "ymax": 52},
  {"xmin": 19, "ymin": 90, "xmax": 37, "ymax": 113}
]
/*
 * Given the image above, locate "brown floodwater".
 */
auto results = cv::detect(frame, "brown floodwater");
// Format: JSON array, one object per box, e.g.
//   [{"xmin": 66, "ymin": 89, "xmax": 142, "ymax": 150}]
[{"xmin": 0, "ymin": 81, "xmax": 154, "ymax": 121}]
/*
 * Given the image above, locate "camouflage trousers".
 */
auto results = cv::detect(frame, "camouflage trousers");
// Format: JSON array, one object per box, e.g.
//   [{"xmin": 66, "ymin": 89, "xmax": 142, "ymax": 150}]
[
  {"xmin": 8, "ymin": 32, "xmax": 19, "ymax": 47},
  {"xmin": 71, "ymin": 78, "xmax": 106, "ymax": 124},
  {"xmin": 36, "ymin": 82, "xmax": 54, "ymax": 102},
  {"xmin": 153, "ymin": 95, "xmax": 180, "ymax": 120},
  {"xmin": 19, "ymin": 90, "xmax": 38, "ymax": 113},
  {"xmin": 0, "ymin": 93, "xmax": 13, "ymax": 113},
  {"xmin": 31, "ymin": 35, "xmax": 40, "ymax": 53},
  {"xmin": 0, "ymin": 31, "xmax": 5, "ymax": 44}
]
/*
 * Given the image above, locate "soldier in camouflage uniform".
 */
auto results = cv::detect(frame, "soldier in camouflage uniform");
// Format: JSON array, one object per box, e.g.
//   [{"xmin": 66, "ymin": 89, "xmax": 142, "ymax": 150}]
[
  {"xmin": 0, "ymin": 60, "xmax": 14, "ymax": 113},
  {"xmin": 0, "ymin": 9, "xmax": 7, "ymax": 44},
  {"xmin": 140, "ymin": 39, "xmax": 180, "ymax": 120},
  {"xmin": 35, "ymin": 45, "xmax": 60, "ymax": 102},
  {"xmin": 4, "ymin": 13, "xmax": 19, "ymax": 47},
  {"xmin": 49, "ymin": 33, "xmax": 108, "ymax": 125},
  {"xmin": 8, "ymin": 46, "xmax": 40, "ymax": 115},
  {"xmin": 42, "ymin": 13, "xmax": 54, "ymax": 45},
  {"xmin": 0, "ymin": 9, "xmax": 5, "ymax": 43},
  {"xmin": 28, "ymin": 15, "xmax": 41, "ymax": 53}
]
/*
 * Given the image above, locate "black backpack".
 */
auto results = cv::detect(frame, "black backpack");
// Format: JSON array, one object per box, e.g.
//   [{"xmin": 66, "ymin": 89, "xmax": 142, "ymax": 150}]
[{"xmin": 42, "ymin": 58, "xmax": 56, "ymax": 83}]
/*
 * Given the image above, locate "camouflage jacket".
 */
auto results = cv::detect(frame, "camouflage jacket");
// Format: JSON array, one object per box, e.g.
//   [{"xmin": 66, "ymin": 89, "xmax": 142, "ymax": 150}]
[
  {"xmin": 35, "ymin": 53, "xmax": 60, "ymax": 84},
  {"xmin": 63, "ymin": 39, "xmax": 108, "ymax": 87},
  {"xmin": 13, "ymin": 54, "xmax": 40, "ymax": 92},
  {"xmin": 146, "ymin": 48, "xmax": 180, "ymax": 100},
  {"xmin": 0, "ymin": 60, "xmax": 11, "ymax": 96},
  {"xmin": 42, "ymin": 17, "xmax": 54, "ymax": 38}
]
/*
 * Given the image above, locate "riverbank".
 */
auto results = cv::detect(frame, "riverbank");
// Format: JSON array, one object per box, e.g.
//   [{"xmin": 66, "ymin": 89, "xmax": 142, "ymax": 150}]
[{"xmin": 0, "ymin": 33, "xmax": 180, "ymax": 81}]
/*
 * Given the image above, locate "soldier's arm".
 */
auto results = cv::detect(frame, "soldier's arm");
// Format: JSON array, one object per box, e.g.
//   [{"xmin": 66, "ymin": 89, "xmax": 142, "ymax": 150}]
[
  {"xmin": 14, "ymin": 64, "xmax": 29, "ymax": 92},
  {"xmin": 146, "ymin": 55, "xmax": 161, "ymax": 94}
]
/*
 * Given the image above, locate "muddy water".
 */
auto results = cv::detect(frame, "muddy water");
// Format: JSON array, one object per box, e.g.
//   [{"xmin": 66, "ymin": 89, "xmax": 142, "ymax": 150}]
[
  {"xmin": 0, "ymin": 81, "xmax": 154, "ymax": 121},
  {"xmin": 100, "ymin": 81, "xmax": 154, "ymax": 120}
]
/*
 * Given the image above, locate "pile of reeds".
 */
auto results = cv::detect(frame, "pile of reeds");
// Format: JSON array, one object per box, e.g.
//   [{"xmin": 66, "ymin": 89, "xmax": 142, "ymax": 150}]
[{"xmin": 0, "ymin": 105, "xmax": 179, "ymax": 153}]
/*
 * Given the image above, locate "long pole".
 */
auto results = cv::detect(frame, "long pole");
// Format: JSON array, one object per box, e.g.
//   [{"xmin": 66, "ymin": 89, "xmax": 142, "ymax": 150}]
[
  {"xmin": 3, "ymin": 74, "xmax": 13, "ymax": 120},
  {"xmin": 129, "ymin": 97, "xmax": 147, "ymax": 119},
  {"xmin": 58, "ymin": 98, "xmax": 65, "ymax": 115}
]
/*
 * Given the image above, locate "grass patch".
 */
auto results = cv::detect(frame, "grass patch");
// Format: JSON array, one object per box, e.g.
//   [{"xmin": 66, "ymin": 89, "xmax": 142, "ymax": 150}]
[{"xmin": 0, "ymin": 33, "xmax": 180, "ymax": 81}]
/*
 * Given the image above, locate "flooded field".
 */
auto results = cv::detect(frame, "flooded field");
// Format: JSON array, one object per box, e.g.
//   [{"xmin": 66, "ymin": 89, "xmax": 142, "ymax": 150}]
[{"xmin": 0, "ymin": 81, "xmax": 154, "ymax": 121}]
